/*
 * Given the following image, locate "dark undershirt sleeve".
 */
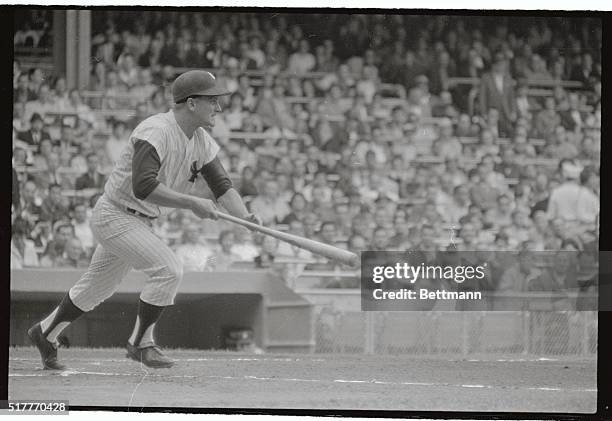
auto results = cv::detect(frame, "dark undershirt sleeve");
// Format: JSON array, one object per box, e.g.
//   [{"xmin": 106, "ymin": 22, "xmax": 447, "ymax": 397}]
[
  {"xmin": 200, "ymin": 156, "xmax": 233, "ymax": 199},
  {"xmin": 132, "ymin": 140, "xmax": 161, "ymax": 200}
]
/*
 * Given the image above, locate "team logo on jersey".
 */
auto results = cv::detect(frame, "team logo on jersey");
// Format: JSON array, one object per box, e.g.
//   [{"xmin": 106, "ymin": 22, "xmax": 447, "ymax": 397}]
[{"xmin": 189, "ymin": 160, "xmax": 205, "ymax": 183}]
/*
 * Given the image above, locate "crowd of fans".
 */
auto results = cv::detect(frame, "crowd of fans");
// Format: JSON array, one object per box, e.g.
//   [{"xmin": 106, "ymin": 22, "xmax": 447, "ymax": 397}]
[{"xmin": 12, "ymin": 12, "xmax": 600, "ymax": 293}]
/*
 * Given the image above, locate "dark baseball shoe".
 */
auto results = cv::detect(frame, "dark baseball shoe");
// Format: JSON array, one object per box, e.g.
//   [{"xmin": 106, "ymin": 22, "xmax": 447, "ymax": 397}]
[
  {"xmin": 126, "ymin": 343, "xmax": 174, "ymax": 368},
  {"xmin": 27, "ymin": 323, "xmax": 66, "ymax": 370}
]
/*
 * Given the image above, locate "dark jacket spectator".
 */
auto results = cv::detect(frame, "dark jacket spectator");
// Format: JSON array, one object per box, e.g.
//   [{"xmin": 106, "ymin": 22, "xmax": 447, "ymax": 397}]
[
  {"xmin": 17, "ymin": 113, "xmax": 51, "ymax": 147},
  {"xmin": 479, "ymin": 54, "xmax": 516, "ymax": 135},
  {"xmin": 75, "ymin": 153, "xmax": 106, "ymax": 190}
]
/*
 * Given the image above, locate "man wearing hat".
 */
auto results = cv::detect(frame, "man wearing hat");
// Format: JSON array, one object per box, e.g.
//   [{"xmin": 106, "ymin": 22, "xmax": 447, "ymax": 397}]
[
  {"xmin": 27, "ymin": 70, "xmax": 260, "ymax": 370},
  {"xmin": 16, "ymin": 112, "xmax": 51, "ymax": 147}
]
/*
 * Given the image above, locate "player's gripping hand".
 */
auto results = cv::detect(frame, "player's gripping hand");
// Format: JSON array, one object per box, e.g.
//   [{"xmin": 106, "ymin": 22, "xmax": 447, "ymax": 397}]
[{"xmin": 189, "ymin": 197, "xmax": 219, "ymax": 220}]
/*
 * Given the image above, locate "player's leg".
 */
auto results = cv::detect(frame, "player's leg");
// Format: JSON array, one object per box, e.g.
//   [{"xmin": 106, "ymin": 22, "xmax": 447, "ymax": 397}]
[
  {"xmin": 89, "ymin": 211, "xmax": 183, "ymax": 368},
  {"xmin": 29, "ymin": 245, "xmax": 132, "ymax": 370}
]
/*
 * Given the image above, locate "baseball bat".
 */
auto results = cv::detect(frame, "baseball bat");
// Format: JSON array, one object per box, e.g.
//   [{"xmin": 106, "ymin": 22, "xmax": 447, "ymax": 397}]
[{"xmin": 215, "ymin": 211, "xmax": 359, "ymax": 266}]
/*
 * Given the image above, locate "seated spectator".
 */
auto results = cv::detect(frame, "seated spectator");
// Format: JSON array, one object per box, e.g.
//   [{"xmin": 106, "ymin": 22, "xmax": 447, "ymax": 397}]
[
  {"xmin": 175, "ymin": 224, "xmax": 215, "ymax": 272},
  {"xmin": 548, "ymin": 159, "xmax": 598, "ymax": 230},
  {"xmin": 27, "ymin": 67, "xmax": 45, "ymax": 100},
  {"xmin": 544, "ymin": 125, "xmax": 579, "ymax": 160},
  {"xmin": 254, "ymin": 235, "xmax": 279, "ymax": 268},
  {"xmin": 11, "ymin": 217, "xmax": 39, "ymax": 268},
  {"xmin": 210, "ymin": 229, "xmax": 241, "ymax": 271},
  {"xmin": 249, "ymin": 180, "xmax": 290, "ymax": 224},
  {"xmin": 440, "ymin": 184, "xmax": 471, "ymax": 225},
  {"xmin": 277, "ymin": 220, "xmax": 314, "ymax": 260},
  {"xmin": 230, "ymin": 226, "xmax": 259, "ymax": 261},
  {"xmin": 104, "ymin": 70, "xmax": 131, "ymax": 110},
  {"xmin": 534, "ymin": 97, "xmax": 561, "ymax": 139},
  {"xmin": 237, "ymin": 166, "xmax": 258, "ymax": 197},
  {"xmin": 54, "ymin": 237, "xmax": 90, "ymax": 268},
  {"xmin": 14, "ymin": 72, "xmax": 31, "ymax": 103},
  {"xmin": 432, "ymin": 118, "xmax": 463, "ymax": 159},
  {"xmin": 117, "ymin": 52, "xmax": 140, "ymax": 89},
  {"xmin": 24, "ymin": 82, "xmax": 56, "ymax": 122},
  {"xmin": 39, "ymin": 183, "xmax": 70, "ymax": 224},
  {"xmin": 371, "ymin": 226, "xmax": 391, "ymax": 251},
  {"xmin": 18, "ymin": 180, "xmax": 43, "ymax": 226},
  {"xmin": 225, "ymin": 93, "xmax": 246, "ymax": 130},
  {"xmin": 130, "ymin": 68, "xmax": 158, "ymax": 102},
  {"xmin": 53, "ymin": 76, "xmax": 70, "ymax": 111},
  {"xmin": 288, "ymin": 39, "xmax": 316, "ymax": 75},
  {"xmin": 281, "ymin": 192, "xmax": 309, "ymax": 224},
  {"xmin": 39, "ymin": 222, "xmax": 74, "ymax": 267},
  {"xmin": 57, "ymin": 124, "xmax": 81, "ymax": 152},
  {"xmin": 106, "ymin": 120, "xmax": 129, "ymax": 164},
  {"xmin": 489, "ymin": 193, "xmax": 514, "ymax": 227},
  {"xmin": 17, "ymin": 113, "xmax": 51, "ymax": 148},
  {"xmin": 68, "ymin": 89, "xmax": 97, "ymax": 128},
  {"xmin": 71, "ymin": 203, "xmax": 94, "ymax": 255},
  {"xmin": 75, "ymin": 153, "xmax": 106, "ymax": 190}
]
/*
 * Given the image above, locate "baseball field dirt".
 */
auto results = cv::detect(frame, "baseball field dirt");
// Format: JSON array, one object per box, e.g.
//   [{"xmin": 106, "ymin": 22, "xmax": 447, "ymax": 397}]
[{"xmin": 9, "ymin": 347, "xmax": 596, "ymax": 413}]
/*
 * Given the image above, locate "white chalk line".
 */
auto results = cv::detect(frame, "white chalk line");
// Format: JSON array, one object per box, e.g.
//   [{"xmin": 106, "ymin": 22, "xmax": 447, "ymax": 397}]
[
  {"xmin": 8, "ymin": 370, "xmax": 596, "ymax": 393},
  {"xmin": 10, "ymin": 357, "xmax": 325, "ymax": 363}
]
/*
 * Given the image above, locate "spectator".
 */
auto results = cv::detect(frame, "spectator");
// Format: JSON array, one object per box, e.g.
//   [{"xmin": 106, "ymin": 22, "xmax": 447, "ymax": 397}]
[
  {"xmin": 106, "ymin": 120, "xmax": 129, "ymax": 164},
  {"xmin": 11, "ymin": 217, "xmax": 39, "ymax": 268},
  {"xmin": 544, "ymin": 125, "xmax": 579, "ymax": 160},
  {"xmin": 53, "ymin": 76, "xmax": 71, "ymax": 111},
  {"xmin": 441, "ymin": 184, "xmax": 471, "ymax": 225},
  {"xmin": 432, "ymin": 118, "xmax": 463, "ymax": 159},
  {"xmin": 54, "ymin": 237, "xmax": 90, "ymax": 268},
  {"xmin": 75, "ymin": 153, "xmax": 106, "ymax": 190},
  {"xmin": 230, "ymin": 226, "xmax": 259, "ymax": 261},
  {"xmin": 478, "ymin": 53, "xmax": 516, "ymax": 137},
  {"xmin": 39, "ymin": 222, "xmax": 74, "ymax": 267},
  {"xmin": 288, "ymin": 39, "xmax": 316, "ymax": 75},
  {"xmin": 254, "ymin": 235, "xmax": 279, "ymax": 268},
  {"xmin": 210, "ymin": 229, "xmax": 241, "ymax": 271},
  {"xmin": 249, "ymin": 180, "xmax": 290, "ymax": 224},
  {"xmin": 175, "ymin": 224, "xmax": 215, "ymax": 272},
  {"xmin": 17, "ymin": 113, "xmax": 51, "ymax": 148},
  {"xmin": 71, "ymin": 203, "xmax": 95, "ymax": 255},
  {"xmin": 534, "ymin": 97, "xmax": 561, "ymax": 139},
  {"xmin": 548, "ymin": 159, "xmax": 598, "ymax": 229},
  {"xmin": 24, "ymin": 82, "xmax": 56, "ymax": 122},
  {"xmin": 39, "ymin": 183, "xmax": 70, "ymax": 224},
  {"xmin": 281, "ymin": 192, "xmax": 309, "ymax": 224}
]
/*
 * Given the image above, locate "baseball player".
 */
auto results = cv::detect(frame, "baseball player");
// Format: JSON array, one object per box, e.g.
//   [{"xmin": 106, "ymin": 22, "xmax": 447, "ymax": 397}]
[{"xmin": 28, "ymin": 70, "xmax": 260, "ymax": 369}]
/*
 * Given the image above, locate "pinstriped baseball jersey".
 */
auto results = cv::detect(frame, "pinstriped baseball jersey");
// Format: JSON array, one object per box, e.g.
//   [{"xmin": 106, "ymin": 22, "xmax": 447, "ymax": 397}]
[{"xmin": 105, "ymin": 109, "xmax": 220, "ymax": 217}]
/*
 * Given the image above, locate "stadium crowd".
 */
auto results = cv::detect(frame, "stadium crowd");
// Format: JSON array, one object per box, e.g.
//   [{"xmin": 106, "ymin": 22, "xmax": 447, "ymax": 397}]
[{"xmin": 12, "ymin": 12, "xmax": 600, "ymax": 293}]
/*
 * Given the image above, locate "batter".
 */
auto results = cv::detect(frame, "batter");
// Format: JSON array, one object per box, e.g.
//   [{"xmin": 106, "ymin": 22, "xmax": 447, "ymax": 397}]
[{"xmin": 28, "ymin": 70, "xmax": 260, "ymax": 369}]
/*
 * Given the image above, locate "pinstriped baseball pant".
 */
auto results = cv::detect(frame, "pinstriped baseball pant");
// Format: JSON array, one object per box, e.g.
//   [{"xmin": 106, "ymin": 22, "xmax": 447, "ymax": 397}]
[{"xmin": 69, "ymin": 195, "xmax": 183, "ymax": 312}]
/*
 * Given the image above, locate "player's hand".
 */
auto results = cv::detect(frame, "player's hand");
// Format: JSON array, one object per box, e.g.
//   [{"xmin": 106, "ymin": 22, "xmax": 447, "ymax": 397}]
[
  {"xmin": 245, "ymin": 213, "xmax": 262, "ymax": 227},
  {"xmin": 189, "ymin": 197, "xmax": 218, "ymax": 220}
]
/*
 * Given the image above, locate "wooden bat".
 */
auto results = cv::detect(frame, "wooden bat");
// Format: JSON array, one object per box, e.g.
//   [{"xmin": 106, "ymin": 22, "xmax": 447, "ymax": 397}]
[{"xmin": 215, "ymin": 211, "xmax": 359, "ymax": 267}]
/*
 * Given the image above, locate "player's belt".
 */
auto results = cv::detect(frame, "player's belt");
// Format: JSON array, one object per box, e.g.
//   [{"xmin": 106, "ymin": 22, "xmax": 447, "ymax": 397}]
[{"xmin": 126, "ymin": 207, "xmax": 157, "ymax": 220}]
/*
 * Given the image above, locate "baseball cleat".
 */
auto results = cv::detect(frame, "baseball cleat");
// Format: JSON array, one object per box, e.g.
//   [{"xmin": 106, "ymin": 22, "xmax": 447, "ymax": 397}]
[
  {"xmin": 126, "ymin": 343, "xmax": 175, "ymax": 368},
  {"xmin": 27, "ymin": 323, "xmax": 66, "ymax": 370}
]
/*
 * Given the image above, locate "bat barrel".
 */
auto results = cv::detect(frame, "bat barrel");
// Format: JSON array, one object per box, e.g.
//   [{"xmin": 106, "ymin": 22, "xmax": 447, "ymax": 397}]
[{"xmin": 215, "ymin": 212, "xmax": 359, "ymax": 266}]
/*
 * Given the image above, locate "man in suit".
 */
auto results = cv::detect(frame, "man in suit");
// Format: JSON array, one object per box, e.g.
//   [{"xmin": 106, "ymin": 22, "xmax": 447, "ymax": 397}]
[
  {"xmin": 75, "ymin": 153, "xmax": 106, "ymax": 190},
  {"xmin": 479, "ymin": 53, "xmax": 517, "ymax": 137},
  {"xmin": 17, "ymin": 113, "xmax": 51, "ymax": 147}
]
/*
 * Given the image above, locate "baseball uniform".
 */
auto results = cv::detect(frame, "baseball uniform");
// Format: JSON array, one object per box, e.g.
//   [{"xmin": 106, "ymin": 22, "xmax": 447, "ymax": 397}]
[{"xmin": 69, "ymin": 110, "xmax": 220, "ymax": 310}]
